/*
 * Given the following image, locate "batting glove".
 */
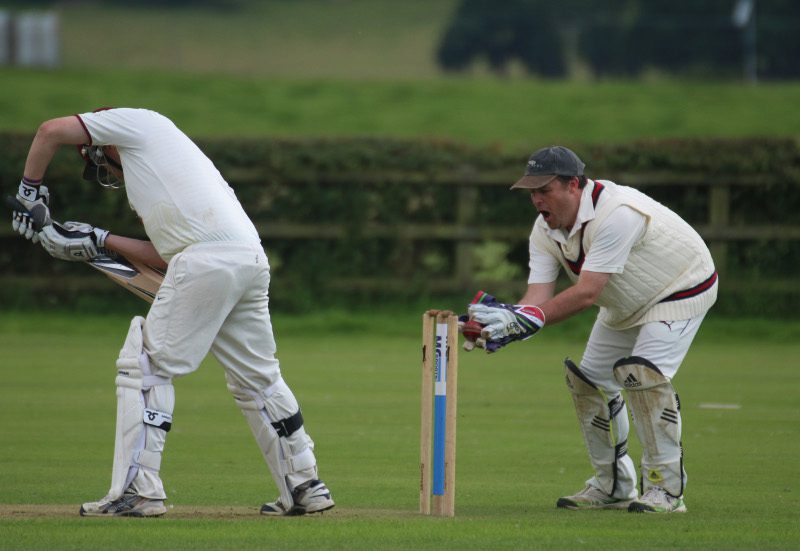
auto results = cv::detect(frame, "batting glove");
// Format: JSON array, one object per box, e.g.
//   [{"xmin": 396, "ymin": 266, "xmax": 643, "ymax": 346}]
[
  {"xmin": 467, "ymin": 290, "xmax": 545, "ymax": 353},
  {"xmin": 39, "ymin": 220, "xmax": 110, "ymax": 262},
  {"xmin": 12, "ymin": 179, "xmax": 51, "ymax": 243}
]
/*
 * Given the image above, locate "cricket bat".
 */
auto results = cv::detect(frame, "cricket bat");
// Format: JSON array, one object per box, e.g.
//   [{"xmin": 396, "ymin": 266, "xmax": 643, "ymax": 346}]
[{"xmin": 6, "ymin": 195, "xmax": 165, "ymax": 303}]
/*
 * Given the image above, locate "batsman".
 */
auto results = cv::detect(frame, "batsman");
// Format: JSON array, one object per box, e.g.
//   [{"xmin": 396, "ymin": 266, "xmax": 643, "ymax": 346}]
[
  {"xmin": 461, "ymin": 146, "xmax": 717, "ymax": 513},
  {"xmin": 11, "ymin": 108, "xmax": 334, "ymax": 517}
]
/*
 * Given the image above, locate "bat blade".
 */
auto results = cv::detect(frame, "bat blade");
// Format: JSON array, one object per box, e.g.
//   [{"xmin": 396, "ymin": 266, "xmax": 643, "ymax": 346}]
[{"xmin": 88, "ymin": 254, "xmax": 165, "ymax": 303}]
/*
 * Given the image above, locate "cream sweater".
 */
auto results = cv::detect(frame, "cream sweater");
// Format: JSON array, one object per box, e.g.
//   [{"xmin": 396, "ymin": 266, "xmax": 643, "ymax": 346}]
[{"xmin": 531, "ymin": 180, "xmax": 718, "ymax": 329}]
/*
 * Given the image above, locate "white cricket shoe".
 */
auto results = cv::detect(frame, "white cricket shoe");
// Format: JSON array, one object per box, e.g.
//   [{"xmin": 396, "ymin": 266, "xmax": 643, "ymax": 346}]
[
  {"xmin": 80, "ymin": 488, "xmax": 167, "ymax": 517},
  {"xmin": 628, "ymin": 486, "xmax": 687, "ymax": 513},
  {"xmin": 556, "ymin": 485, "xmax": 634, "ymax": 510},
  {"xmin": 260, "ymin": 479, "xmax": 335, "ymax": 516}
]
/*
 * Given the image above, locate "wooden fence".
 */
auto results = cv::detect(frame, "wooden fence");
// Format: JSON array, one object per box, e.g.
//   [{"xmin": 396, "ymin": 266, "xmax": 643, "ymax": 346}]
[
  {"xmin": 244, "ymin": 171, "xmax": 800, "ymax": 293},
  {"xmin": 1, "ymin": 171, "xmax": 798, "ymax": 298}
]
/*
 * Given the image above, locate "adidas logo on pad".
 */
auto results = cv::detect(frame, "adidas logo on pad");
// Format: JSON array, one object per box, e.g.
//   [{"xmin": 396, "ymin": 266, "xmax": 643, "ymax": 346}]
[{"xmin": 623, "ymin": 374, "xmax": 641, "ymax": 388}]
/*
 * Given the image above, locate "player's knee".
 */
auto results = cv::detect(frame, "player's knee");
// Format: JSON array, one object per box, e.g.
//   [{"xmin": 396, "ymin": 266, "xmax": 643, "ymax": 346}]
[
  {"xmin": 228, "ymin": 379, "xmax": 303, "ymax": 433},
  {"xmin": 613, "ymin": 356, "xmax": 671, "ymax": 391},
  {"xmin": 564, "ymin": 357, "xmax": 602, "ymax": 396},
  {"xmin": 117, "ymin": 316, "xmax": 145, "ymax": 371},
  {"xmin": 116, "ymin": 316, "xmax": 171, "ymax": 388},
  {"xmin": 228, "ymin": 379, "xmax": 315, "ymax": 478}
]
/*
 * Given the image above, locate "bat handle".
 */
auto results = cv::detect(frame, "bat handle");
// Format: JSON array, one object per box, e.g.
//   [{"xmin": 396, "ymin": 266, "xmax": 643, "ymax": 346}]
[
  {"xmin": 4, "ymin": 194, "xmax": 27, "ymax": 212},
  {"xmin": 5, "ymin": 194, "xmax": 43, "ymax": 232}
]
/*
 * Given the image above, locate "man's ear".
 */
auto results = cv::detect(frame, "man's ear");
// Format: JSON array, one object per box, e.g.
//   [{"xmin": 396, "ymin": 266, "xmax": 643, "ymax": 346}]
[{"xmin": 568, "ymin": 176, "xmax": 581, "ymax": 193}]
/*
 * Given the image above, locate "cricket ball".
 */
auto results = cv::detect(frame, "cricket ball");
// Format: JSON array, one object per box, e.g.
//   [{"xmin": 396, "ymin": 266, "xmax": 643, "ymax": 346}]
[{"xmin": 462, "ymin": 320, "xmax": 484, "ymax": 342}]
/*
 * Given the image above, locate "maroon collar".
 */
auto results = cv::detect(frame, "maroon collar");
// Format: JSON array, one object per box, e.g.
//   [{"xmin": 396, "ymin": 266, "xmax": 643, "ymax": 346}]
[{"xmin": 562, "ymin": 181, "xmax": 605, "ymax": 275}]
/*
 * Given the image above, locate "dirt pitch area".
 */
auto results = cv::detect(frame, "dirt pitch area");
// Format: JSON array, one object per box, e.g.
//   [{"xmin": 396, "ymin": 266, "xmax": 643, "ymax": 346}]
[{"xmin": 0, "ymin": 504, "xmax": 414, "ymax": 520}]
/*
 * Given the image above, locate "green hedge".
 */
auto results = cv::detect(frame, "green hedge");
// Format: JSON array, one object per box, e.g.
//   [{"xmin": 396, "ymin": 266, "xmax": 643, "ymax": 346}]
[{"xmin": 1, "ymin": 134, "xmax": 798, "ymax": 316}]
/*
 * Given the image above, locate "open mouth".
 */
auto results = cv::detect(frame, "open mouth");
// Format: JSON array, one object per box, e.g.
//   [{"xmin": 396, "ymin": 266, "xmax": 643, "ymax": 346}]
[{"xmin": 539, "ymin": 210, "xmax": 552, "ymax": 222}]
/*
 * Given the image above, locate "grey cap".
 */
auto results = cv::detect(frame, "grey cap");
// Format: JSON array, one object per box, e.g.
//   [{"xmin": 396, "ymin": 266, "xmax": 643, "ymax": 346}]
[{"xmin": 511, "ymin": 146, "xmax": 585, "ymax": 189}]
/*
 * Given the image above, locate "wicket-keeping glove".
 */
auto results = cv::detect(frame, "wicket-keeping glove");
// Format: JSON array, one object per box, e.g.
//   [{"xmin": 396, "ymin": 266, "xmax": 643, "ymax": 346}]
[
  {"xmin": 39, "ymin": 220, "xmax": 110, "ymax": 262},
  {"xmin": 12, "ymin": 179, "xmax": 51, "ymax": 243},
  {"xmin": 467, "ymin": 290, "xmax": 545, "ymax": 353}
]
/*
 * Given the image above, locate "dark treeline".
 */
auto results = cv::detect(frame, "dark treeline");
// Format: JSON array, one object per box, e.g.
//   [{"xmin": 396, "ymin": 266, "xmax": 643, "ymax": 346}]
[{"xmin": 438, "ymin": 0, "xmax": 798, "ymax": 79}]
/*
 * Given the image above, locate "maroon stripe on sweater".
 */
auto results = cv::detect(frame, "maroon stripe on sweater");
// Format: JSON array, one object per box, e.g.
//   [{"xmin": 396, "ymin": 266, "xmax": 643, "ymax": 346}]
[
  {"xmin": 660, "ymin": 272, "xmax": 718, "ymax": 303},
  {"xmin": 562, "ymin": 181, "xmax": 605, "ymax": 275}
]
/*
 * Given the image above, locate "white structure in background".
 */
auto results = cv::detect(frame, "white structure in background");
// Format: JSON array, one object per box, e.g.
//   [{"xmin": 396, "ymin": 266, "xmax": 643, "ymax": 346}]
[
  {"xmin": 0, "ymin": 10, "xmax": 60, "ymax": 68},
  {"xmin": 732, "ymin": 0, "xmax": 757, "ymax": 83},
  {"xmin": 0, "ymin": 11, "xmax": 10, "ymax": 65}
]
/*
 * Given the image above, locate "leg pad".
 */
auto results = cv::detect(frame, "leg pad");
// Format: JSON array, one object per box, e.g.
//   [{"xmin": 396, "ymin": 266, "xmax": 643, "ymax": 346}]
[
  {"xmin": 613, "ymin": 356, "xmax": 685, "ymax": 497},
  {"xmin": 228, "ymin": 378, "xmax": 318, "ymax": 508},
  {"xmin": 564, "ymin": 358, "xmax": 636, "ymax": 499},
  {"xmin": 107, "ymin": 317, "xmax": 173, "ymax": 502}
]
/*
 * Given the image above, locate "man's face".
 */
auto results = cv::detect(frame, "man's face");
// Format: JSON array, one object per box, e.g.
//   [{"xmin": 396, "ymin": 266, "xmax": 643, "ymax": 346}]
[
  {"xmin": 529, "ymin": 178, "xmax": 582, "ymax": 231},
  {"xmin": 102, "ymin": 146, "xmax": 124, "ymax": 180}
]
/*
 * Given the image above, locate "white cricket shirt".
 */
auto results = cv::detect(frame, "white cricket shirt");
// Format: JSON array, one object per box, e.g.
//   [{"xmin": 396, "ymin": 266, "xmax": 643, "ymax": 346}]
[
  {"xmin": 77, "ymin": 108, "xmax": 260, "ymax": 261},
  {"xmin": 528, "ymin": 179, "xmax": 717, "ymax": 329},
  {"xmin": 528, "ymin": 184, "xmax": 647, "ymax": 283}
]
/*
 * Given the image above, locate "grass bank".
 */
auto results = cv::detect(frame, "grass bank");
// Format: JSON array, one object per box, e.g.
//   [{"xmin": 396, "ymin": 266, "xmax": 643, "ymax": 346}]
[{"xmin": 2, "ymin": 68, "xmax": 798, "ymax": 149}]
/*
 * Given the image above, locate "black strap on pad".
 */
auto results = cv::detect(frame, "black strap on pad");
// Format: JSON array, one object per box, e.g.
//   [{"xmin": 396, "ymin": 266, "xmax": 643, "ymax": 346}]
[{"xmin": 271, "ymin": 409, "xmax": 304, "ymax": 437}]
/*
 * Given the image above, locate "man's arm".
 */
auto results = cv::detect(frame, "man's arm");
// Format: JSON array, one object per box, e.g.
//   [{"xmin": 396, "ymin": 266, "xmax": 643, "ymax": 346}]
[
  {"xmin": 519, "ymin": 207, "xmax": 644, "ymax": 326},
  {"xmin": 536, "ymin": 270, "xmax": 611, "ymax": 325},
  {"xmin": 24, "ymin": 116, "xmax": 89, "ymax": 181},
  {"xmin": 468, "ymin": 274, "xmax": 603, "ymax": 353},
  {"xmin": 518, "ymin": 281, "xmax": 557, "ymax": 307},
  {"xmin": 105, "ymin": 234, "xmax": 168, "ymax": 270}
]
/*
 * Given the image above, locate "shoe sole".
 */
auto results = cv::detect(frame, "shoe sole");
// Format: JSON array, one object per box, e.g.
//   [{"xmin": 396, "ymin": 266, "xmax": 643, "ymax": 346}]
[
  {"xmin": 628, "ymin": 502, "xmax": 687, "ymax": 513},
  {"xmin": 304, "ymin": 502, "xmax": 335, "ymax": 515},
  {"xmin": 262, "ymin": 502, "xmax": 335, "ymax": 517},
  {"xmin": 79, "ymin": 506, "xmax": 167, "ymax": 517},
  {"xmin": 287, "ymin": 502, "xmax": 335, "ymax": 516},
  {"xmin": 556, "ymin": 498, "xmax": 633, "ymax": 510}
]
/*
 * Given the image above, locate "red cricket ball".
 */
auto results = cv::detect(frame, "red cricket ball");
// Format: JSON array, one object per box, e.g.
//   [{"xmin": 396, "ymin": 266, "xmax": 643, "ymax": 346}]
[{"xmin": 462, "ymin": 320, "xmax": 484, "ymax": 342}]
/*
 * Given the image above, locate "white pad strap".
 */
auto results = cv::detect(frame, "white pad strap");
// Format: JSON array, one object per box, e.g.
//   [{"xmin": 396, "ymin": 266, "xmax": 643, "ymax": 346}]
[
  {"xmin": 140, "ymin": 352, "xmax": 171, "ymax": 389},
  {"xmin": 134, "ymin": 449, "xmax": 163, "ymax": 472},
  {"xmin": 282, "ymin": 446, "xmax": 316, "ymax": 473},
  {"xmin": 565, "ymin": 359, "xmax": 636, "ymax": 499},
  {"xmin": 613, "ymin": 356, "xmax": 685, "ymax": 497},
  {"xmin": 143, "ymin": 408, "xmax": 173, "ymax": 431}
]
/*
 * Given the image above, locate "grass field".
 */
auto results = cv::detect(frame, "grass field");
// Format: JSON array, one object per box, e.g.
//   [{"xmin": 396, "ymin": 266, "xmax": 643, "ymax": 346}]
[
  {"xmin": 58, "ymin": 0, "xmax": 457, "ymax": 80},
  {"xmin": 3, "ymin": 1, "xmax": 797, "ymax": 149},
  {"xmin": 2, "ymin": 68, "xmax": 799, "ymax": 149},
  {"xmin": 1, "ymin": 310, "xmax": 798, "ymax": 549}
]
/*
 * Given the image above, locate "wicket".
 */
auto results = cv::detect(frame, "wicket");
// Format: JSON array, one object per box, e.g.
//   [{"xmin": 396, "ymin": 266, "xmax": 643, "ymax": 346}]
[{"xmin": 419, "ymin": 310, "xmax": 459, "ymax": 517}]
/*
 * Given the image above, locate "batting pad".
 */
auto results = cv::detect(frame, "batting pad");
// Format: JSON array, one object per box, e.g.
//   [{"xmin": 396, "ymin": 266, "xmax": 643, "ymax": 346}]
[
  {"xmin": 107, "ymin": 316, "xmax": 174, "ymax": 501},
  {"xmin": 613, "ymin": 356, "xmax": 685, "ymax": 497},
  {"xmin": 228, "ymin": 377, "xmax": 317, "ymax": 507},
  {"xmin": 564, "ymin": 359, "xmax": 637, "ymax": 499}
]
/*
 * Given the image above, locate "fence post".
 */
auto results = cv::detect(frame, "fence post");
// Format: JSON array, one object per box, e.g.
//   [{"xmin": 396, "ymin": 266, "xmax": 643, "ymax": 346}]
[
  {"xmin": 454, "ymin": 185, "xmax": 479, "ymax": 288},
  {"xmin": 708, "ymin": 183, "xmax": 730, "ymax": 277}
]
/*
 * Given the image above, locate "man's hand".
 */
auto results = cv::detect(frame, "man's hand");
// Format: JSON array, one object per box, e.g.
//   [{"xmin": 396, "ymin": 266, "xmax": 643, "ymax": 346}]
[
  {"xmin": 466, "ymin": 290, "xmax": 546, "ymax": 353},
  {"xmin": 39, "ymin": 220, "xmax": 110, "ymax": 262},
  {"xmin": 12, "ymin": 179, "xmax": 51, "ymax": 243}
]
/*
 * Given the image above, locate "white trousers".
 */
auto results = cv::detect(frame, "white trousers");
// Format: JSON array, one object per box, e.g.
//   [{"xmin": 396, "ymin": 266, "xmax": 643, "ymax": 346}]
[
  {"xmin": 580, "ymin": 315, "xmax": 706, "ymax": 391},
  {"xmin": 575, "ymin": 314, "xmax": 706, "ymax": 497},
  {"xmin": 139, "ymin": 242, "xmax": 317, "ymax": 498},
  {"xmin": 143, "ymin": 242, "xmax": 281, "ymax": 389}
]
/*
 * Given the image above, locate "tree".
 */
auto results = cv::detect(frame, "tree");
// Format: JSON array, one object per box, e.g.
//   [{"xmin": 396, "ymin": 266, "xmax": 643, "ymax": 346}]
[
  {"xmin": 437, "ymin": 0, "xmax": 566, "ymax": 77},
  {"xmin": 440, "ymin": 0, "xmax": 800, "ymax": 80}
]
